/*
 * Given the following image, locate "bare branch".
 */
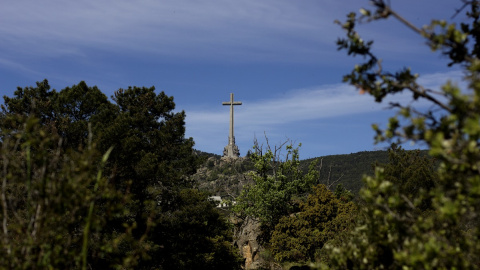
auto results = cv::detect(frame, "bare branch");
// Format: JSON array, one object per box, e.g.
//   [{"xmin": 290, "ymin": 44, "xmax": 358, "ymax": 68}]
[
  {"xmin": 327, "ymin": 164, "xmax": 332, "ymax": 187},
  {"xmin": 407, "ymin": 85, "xmax": 452, "ymax": 113},
  {"xmin": 387, "ymin": 7, "xmax": 426, "ymax": 36},
  {"xmin": 401, "ymin": 194, "xmax": 416, "ymax": 209},
  {"xmin": 317, "ymin": 158, "xmax": 323, "ymax": 184},
  {"xmin": 327, "ymin": 171, "xmax": 345, "ymax": 190},
  {"xmin": 32, "ymin": 204, "xmax": 42, "ymax": 239},
  {"xmin": 451, "ymin": 0, "xmax": 472, "ymax": 19}
]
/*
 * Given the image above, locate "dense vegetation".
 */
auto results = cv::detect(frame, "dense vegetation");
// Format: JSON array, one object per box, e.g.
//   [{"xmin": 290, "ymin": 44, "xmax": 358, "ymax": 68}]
[
  {"xmin": 233, "ymin": 143, "xmax": 319, "ymax": 239},
  {"xmin": 0, "ymin": 81, "xmax": 241, "ymax": 269},
  {"xmin": 195, "ymin": 148, "xmax": 413, "ymax": 199},
  {"xmin": 2, "ymin": 1, "xmax": 480, "ymax": 269},
  {"xmin": 270, "ymin": 184, "xmax": 356, "ymax": 264}
]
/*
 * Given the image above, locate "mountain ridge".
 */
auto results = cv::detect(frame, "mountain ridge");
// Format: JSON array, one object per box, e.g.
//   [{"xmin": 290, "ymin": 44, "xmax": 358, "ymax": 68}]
[{"xmin": 193, "ymin": 148, "xmax": 429, "ymax": 196}]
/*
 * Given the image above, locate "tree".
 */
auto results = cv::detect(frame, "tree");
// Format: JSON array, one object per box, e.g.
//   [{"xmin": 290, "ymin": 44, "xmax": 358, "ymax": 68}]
[
  {"xmin": 1, "ymin": 80, "xmax": 116, "ymax": 150},
  {"xmin": 97, "ymin": 87, "xmax": 205, "ymax": 267},
  {"xmin": 327, "ymin": 1, "xmax": 480, "ymax": 268},
  {"xmin": 1, "ymin": 81, "xmax": 240, "ymax": 269},
  {"xmin": 103, "ymin": 86, "xmax": 197, "ymax": 195},
  {"xmin": 333, "ymin": 183, "xmax": 354, "ymax": 203},
  {"xmin": 153, "ymin": 188, "xmax": 242, "ymax": 269},
  {"xmin": 0, "ymin": 79, "xmax": 57, "ymax": 134},
  {"xmin": 233, "ymin": 141, "xmax": 319, "ymax": 240},
  {"xmin": 55, "ymin": 81, "xmax": 116, "ymax": 149},
  {"xmin": 270, "ymin": 184, "xmax": 356, "ymax": 264},
  {"xmin": 381, "ymin": 144, "xmax": 437, "ymax": 210}
]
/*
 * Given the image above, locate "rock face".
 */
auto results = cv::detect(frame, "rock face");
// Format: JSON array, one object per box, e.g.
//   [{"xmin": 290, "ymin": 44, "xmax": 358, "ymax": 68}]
[{"xmin": 233, "ymin": 216, "xmax": 266, "ymax": 269}]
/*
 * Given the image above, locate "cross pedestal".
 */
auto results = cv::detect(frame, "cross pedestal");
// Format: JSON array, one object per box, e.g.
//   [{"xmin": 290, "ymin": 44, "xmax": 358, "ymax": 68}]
[{"xmin": 222, "ymin": 93, "xmax": 242, "ymax": 158}]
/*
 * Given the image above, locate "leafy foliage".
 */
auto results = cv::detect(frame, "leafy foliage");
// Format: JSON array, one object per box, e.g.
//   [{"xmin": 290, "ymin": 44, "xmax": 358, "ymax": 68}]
[
  {"xmin": 381, "ymin": 144, "xmax": 438, "ymax": 210},
  {"xmin": 0, "ymin": 116, "xmax": 139, "ymax": 269},
  {"xmin": 233, "ymin": 143, "xmax": 318, "ymax": 240},
  {"xmin": 55, "ymin": 81, "xmax": 116, "ymax": 149},
  {"xmin": 270, "ymin": 184, "xmax": 356, "ymax": 263},
  {"xmin": 154, "ymin": 188, "xmax": 242, "ymax": 269},
  {"xmin": 326, "ymin": 1, "xmax": 480, "ymax": 268},
  {"xmin": 1, "ymin": 79, "xmax": 57, "ymax": 127},
  {"xmin": 333, "ymin": 184, "xmax": 354, "ymax": 203}
]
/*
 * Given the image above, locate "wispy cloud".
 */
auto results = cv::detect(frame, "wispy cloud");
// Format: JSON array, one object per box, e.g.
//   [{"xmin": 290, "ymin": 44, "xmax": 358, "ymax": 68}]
[
  {"xmin": 4, "ymin": 0, "xmax": 445, "ymax": 65},
  {"xmin": 2, "ymin": 0, "xmax": 465, "ymax": 157},
  {"xmin": 0, "ymin": 57, "xmax": 44, "ymax": 78},
  {"xmin": 186, "ymin": 83, "xmax": 383, "ymax": 152},
  {"xmin": 0, "ymin": 0, "xmax": 334, "ymax": 62},
  {"xmin": 188, "ymin": 70, "xmax": 464, "ymax": 127},
  {"xmin": 186, "ymin": 70, "xmax": 464, "ymax": 155}
]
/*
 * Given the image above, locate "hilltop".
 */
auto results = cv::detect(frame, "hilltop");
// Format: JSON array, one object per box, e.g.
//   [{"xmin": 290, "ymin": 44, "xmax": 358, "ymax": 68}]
[{"xmin": 193, "ymin": 149, "xmax": 430, "ymax": 196}]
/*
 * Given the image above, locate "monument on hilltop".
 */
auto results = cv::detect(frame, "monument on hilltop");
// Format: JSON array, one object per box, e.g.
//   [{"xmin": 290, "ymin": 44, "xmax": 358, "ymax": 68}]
[{"xmin": 222, "ymin": 93, "xmax": 242, "ymax": 158}]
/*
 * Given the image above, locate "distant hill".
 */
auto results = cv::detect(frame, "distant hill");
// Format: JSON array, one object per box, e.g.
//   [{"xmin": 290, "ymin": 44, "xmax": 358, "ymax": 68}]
[
  {"xmin": 301, "ymin": 151, "xmax": 389, "ymax": 194},
  {"xmin": 193, "ymin": 149, "xmax": 428, "ymax": 196}
]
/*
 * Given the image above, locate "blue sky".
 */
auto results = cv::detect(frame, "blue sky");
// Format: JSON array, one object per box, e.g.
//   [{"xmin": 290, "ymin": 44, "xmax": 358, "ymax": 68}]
[{"xmin": 0, "ymin": 0, "xmax": 465, "ymax": 158}]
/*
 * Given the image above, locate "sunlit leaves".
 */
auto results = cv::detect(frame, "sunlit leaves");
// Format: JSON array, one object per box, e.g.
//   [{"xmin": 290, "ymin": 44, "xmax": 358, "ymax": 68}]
[
  {"xmin": 328, "ymin": 0, "xmax": 480, "ymax": 268},
  {"xmin": 233, "ymin": 143, "xmax": 318, "ymax": 239}
]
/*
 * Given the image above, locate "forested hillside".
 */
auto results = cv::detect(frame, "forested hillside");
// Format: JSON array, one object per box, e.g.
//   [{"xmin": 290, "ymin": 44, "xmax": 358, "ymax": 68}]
[
  {"xmin": 303, "ymin": 150, "xmax": 432, "ymax": 194},
  {"xmin": 195, "ymin": 149, "xmax": 431, "ymax": 196},
  {"xmin": 303, "ymin": 151, "xmax": 388, "ymax": 194}
]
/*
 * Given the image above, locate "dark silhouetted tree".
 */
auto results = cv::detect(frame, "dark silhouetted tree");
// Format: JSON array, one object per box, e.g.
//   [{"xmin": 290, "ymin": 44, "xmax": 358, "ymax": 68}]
[{"xmin": 0, "ymin": 81, "xmax": 241, "ymax": 269}]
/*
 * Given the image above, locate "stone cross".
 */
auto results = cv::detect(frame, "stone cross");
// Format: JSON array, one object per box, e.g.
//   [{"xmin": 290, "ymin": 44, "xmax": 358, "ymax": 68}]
[{"xmin": 222, "ymin": 93, "xmax": 242, "ymax": 158}]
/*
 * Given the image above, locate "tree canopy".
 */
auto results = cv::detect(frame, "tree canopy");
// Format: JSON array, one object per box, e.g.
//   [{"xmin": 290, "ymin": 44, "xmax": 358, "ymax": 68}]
[
  {"xmin": 0, "ymin": 80, "xmax": 241, "ymax": 269},
  {"xmin": 270, "ymin": 184, "xmax": 356, "ymax": 263}
]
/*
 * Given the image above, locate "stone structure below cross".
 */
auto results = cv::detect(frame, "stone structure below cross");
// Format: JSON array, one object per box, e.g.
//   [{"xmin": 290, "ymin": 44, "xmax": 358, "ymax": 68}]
[{"xmin": 222, "ymin": 93, "xmax": 242, "ymax": 158}]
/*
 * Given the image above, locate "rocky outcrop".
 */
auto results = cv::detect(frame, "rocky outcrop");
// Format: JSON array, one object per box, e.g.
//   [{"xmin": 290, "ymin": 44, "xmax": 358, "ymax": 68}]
[
  {"xmin": 233, "ymin": 216, "xmax": 267, "ymax": 269},
  {"xmin": 192, "ymin": 156, "xmax": 254, "ymax": 198}
]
